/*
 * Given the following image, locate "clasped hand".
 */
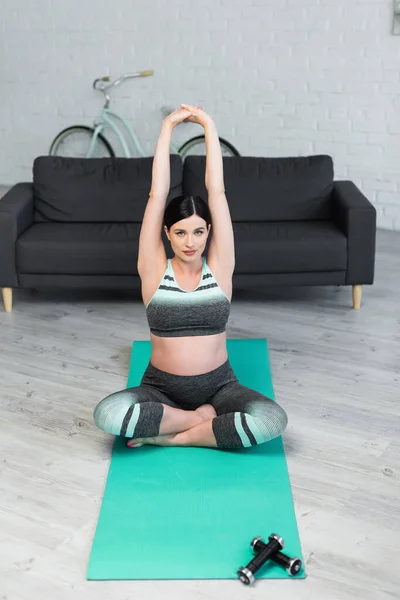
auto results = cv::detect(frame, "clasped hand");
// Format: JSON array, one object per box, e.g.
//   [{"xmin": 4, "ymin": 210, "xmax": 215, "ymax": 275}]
[{"xmin": 164, "ymin": 103, "xmax": 213, "ymax": 129}]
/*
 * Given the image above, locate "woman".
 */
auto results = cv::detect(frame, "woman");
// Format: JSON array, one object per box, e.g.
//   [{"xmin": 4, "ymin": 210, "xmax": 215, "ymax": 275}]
[{"xmin": 93, "ymin": 103, "xmax": 288, "ymax": 450}]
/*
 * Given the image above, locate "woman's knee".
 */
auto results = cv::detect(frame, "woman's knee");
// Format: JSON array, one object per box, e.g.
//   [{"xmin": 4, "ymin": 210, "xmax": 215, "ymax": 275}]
[
  {"xmin": 245, "ymin": 399, "xmax": 288, "ymax": 443},
  {"xmin": 211, "ymin": 399, "xmax": 287, "ymax": 449},
  {"xmin": 93, "ymin": 389, "xmax": 140, "ymax": 435}
]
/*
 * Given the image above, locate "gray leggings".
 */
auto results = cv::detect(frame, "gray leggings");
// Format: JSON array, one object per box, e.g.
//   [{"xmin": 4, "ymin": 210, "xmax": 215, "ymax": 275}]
[{"xmin": 93, "ymin": 360, "xmax": 288, "ymax": 449}]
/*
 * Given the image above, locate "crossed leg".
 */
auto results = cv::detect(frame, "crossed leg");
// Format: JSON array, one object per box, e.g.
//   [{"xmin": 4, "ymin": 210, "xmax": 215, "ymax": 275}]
[
  {"xmin": 93, "ymin": 380, "xmax": 288, "ymax": 450},
  {"xmin": 93, "ymin": 384, "xmax": 217, "ymax": 448}
]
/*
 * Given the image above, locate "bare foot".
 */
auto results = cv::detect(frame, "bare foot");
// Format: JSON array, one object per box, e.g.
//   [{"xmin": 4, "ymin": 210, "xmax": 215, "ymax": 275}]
[
  {"xmin": 126, "ymin": 405, "xmax": 217, "ymax": 448},
  {"xmin": 127, "ymin": 439, "xmax": 144, "ymax": 448},
  {"xmin": 127, "ymin": 434, "xmax": 178, "ymax": 448},
  {"xmin": 194, "ymin": 404, "xmax": 217, "ymax": 422}
]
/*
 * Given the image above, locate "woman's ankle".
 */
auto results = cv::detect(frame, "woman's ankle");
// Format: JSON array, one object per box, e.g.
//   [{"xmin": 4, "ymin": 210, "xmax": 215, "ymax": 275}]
[{"xmin": 158, "ymin": 404, "xmax": 202, "ymax": 435}]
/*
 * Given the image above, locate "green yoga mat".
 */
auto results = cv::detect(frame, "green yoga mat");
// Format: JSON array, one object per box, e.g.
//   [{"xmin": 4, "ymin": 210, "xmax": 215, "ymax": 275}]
[{"xmin": 87, "ymin": 338, "xmax": 305, "ymax": 580}]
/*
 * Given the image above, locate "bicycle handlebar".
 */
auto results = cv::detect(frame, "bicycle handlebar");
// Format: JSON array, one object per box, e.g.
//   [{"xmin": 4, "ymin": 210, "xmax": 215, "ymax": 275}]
[{"xmin": 93, "ymin": 71, "xmax": 154, "ymax": 90}]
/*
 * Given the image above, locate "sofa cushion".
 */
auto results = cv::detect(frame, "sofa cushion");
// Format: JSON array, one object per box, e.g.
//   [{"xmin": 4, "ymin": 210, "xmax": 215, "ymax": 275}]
[
  {"xmin": 232, "ymin": 221, "xmax": 347, "ymax": 273},
  {"xmin": 17, "ymin": 223, "xmax": 142, "ymax": 274},
  {"xmin": 17, "ymin": 221, "xmax": 347, "ymax": 276},
  {"xmin": 183, "ymin": 155, "xmax": 334, "ymax": 221},
  {"xmin": 32, "ymin": 155, "xmax": 183, "ymax": 223}
]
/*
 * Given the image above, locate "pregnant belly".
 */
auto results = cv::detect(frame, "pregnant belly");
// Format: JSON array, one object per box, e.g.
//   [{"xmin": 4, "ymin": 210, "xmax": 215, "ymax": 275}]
[{"xmin": 149, "ymin": 331, "xmax": 228, "ymax": 376}]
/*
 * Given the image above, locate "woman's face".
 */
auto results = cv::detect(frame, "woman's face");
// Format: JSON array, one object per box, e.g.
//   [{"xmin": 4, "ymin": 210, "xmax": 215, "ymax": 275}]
[{"xmin": 165, "ymin": 215, "xmax": 211, "ymax": 259}]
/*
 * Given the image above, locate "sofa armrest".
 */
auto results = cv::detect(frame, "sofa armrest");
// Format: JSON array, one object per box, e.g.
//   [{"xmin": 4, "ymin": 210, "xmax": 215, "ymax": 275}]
[
  {"xmin": 332, "ymin": 181, "xmax": 376, "ymax": 285},
  {"xmin": 0, "ymin": 183, "xmax": 34, "ymax": 287}
]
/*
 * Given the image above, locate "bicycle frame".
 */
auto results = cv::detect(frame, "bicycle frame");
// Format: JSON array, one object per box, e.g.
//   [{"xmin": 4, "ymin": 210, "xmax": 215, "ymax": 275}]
[{"xmin": 87, "ymin": 107, "xmax": 180, "ymax": 158}]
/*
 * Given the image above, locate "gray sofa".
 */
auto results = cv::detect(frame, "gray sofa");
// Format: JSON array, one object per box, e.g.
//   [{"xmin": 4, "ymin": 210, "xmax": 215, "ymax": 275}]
[{"xmin": 0, "ymin": 154, "xmax": 376, "ymax": 312}]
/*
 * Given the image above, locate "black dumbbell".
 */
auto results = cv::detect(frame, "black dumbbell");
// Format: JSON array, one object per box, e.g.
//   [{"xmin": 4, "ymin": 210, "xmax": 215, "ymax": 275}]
[
  {"xmin": 251, "ymin": 536, "xmax": 302, "ymax": 576},
  {"xmin": 237, "ymin": 533, "xmax": 284, "ymax": 585}
]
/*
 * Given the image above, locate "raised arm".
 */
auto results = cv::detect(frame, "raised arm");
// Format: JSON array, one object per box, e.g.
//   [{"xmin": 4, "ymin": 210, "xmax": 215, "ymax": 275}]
[
  {"xmin": 137, "ymin": 107, "xmax": 193, "ymax": 273},
  {"xmin": 180, "ymin": 104, "xmax": 235, "ymax": 270},
  {"xmin": 149, "ymin": 121, "xmax": 173, "ymax": 199},
  {"xmin": 204, "ymin": 120, "xmax": 225, "ymax": 193},
  {"xmin": 181, "ymin": 103, "xmax": 224, "ymax": 193}
]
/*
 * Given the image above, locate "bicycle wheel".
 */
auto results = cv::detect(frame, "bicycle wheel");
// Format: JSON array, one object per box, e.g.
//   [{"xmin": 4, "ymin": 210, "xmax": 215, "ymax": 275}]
[
  {"xmin": 49, "ymin": 126, "xmax": 115, "ymax": 158},
  {"xmin": 178, "ymin": 135, "xmax": 240, "ymax": 159}
]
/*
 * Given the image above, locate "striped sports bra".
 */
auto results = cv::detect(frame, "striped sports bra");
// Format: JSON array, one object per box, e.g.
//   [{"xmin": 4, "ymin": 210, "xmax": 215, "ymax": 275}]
[{"xmin": 145, "ymin": 256, "xmax": 231, "ymax": 337}]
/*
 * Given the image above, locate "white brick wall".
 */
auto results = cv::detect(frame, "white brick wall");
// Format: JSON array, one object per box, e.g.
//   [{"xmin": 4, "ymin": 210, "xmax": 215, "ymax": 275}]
[{"xmin": 1, "ymin": 0, "xmax": 399, "ymax": 230}]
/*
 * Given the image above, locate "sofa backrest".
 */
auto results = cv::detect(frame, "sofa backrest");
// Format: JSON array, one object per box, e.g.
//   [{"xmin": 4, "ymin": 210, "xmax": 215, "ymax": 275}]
[
  {"xmin": 32, "ymin": 156, "xmax": 183, "ymax": 222},
  {"xmin": 182, "ymin": 155, "xmax": 334, "ymax": 221},
  {"xmin": 32, "ymin": 154, "xmax": 334, "ymax": 224}
]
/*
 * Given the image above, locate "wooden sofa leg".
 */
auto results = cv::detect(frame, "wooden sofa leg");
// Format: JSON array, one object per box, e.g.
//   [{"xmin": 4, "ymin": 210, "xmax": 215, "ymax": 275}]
[
  {"xmin": 352, "ymin": 285, "xmax": 362, "ymax": 310},
  {"xmin": 2, "ymin": 288, "xmax": 12, "ymax": 312}
]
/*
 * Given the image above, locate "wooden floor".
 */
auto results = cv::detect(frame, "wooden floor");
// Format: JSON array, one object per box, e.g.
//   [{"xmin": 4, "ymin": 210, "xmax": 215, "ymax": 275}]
[{"xmin": 1, "ymin": 228, "xmax": 399, "ymax": 600}]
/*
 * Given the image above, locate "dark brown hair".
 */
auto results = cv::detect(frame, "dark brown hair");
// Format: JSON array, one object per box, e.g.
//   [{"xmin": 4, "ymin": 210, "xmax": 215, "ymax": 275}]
[{"xmin": 163, "ymin": 194, "xmax": 212, "ymax": 230}]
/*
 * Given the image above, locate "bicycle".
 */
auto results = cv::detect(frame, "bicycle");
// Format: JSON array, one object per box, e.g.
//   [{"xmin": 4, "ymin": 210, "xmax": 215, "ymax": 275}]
[{"xmin": 49, "ymin": 70, "xmax": 240, "ymax": 159}]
